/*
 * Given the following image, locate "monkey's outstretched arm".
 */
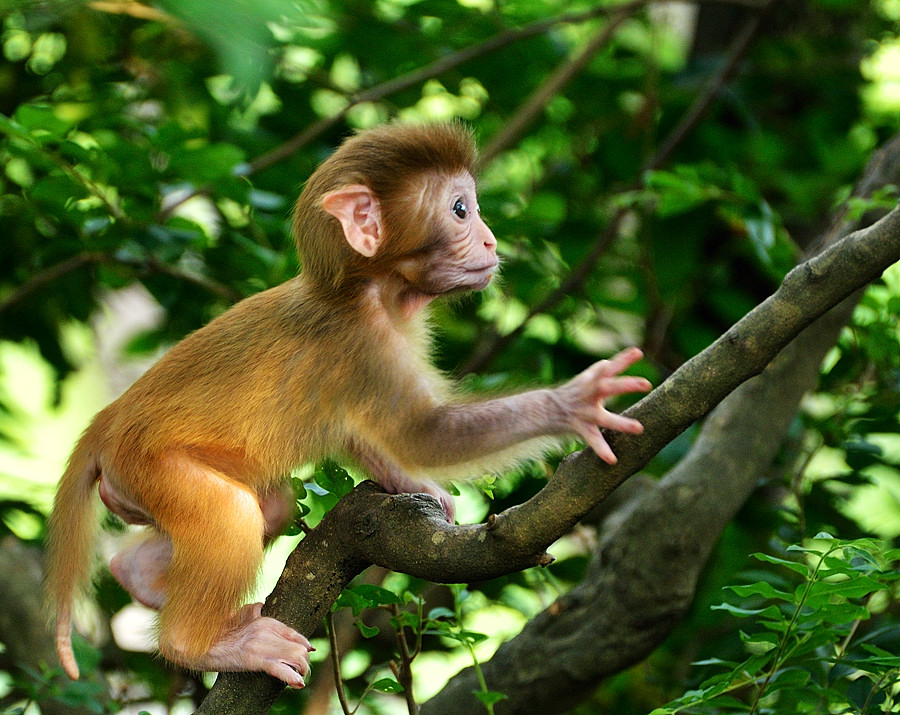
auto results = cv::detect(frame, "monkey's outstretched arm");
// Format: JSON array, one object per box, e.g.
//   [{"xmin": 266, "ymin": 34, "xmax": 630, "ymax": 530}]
[{"xmin": 361, "ymin": 347, "xmax": 651, "ymax": 471}]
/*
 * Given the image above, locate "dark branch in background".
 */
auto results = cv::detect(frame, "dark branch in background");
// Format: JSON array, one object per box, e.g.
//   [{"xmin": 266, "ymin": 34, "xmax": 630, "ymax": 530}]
[
  {"xmin": 0, "ymin": 252, "xmax": 241, "ymax": 316},
  {"xmin": 424, "ymin": 131, "xmax": 900, "ymax": 715},
  {"xmin": 641, "ymin": 0, "xmax": 773, "ymax": 172},
  {"xmin": 478, "ymin": 12, "xmax": 635, "ymax": 167},
  {"xmin": 245, "ymin": 1, "xmax": 649, "ymax": 176},
  {"xmin": 0, "ymin": 537, "xmax": 85, "ymax": 715},
  {"xmin": 196, "ymin": 143, "xmax": 900, "ymax": 712},
  {"xmin": 460, "ymin": 0, "xmax": 775, "ymax": 375}
]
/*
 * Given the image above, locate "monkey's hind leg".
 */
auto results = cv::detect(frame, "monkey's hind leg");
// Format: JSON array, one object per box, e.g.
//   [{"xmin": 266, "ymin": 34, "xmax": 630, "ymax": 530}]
[
  {"xmin": 150, "ymin": 454, "xmax": 312, "ymax": 687},
  {"xmin": 110, "ymin": 530, "xmax": 172, "ymax": 610}
]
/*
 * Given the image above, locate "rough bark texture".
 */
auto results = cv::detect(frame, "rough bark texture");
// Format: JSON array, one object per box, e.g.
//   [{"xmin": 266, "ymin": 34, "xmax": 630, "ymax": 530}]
[{"xmin": 199, "ymin": 135, "xmax": 900, "ymax": 713}]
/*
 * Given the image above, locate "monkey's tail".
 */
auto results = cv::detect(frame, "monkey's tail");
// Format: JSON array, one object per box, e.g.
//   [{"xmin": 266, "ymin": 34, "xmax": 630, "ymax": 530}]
[{"xmin": 45, "ymin": 414, "xmax": 107, "ymax": 681}]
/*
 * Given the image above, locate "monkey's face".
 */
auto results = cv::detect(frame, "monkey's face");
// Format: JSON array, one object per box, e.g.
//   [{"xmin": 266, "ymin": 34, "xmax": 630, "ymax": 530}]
[{"xmin": 395, "ymin": 171, "xmax": 499, "ymax": 296}]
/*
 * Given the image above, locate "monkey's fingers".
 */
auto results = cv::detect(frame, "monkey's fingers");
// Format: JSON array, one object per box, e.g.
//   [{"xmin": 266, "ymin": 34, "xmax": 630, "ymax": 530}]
[
  {"xmin": 273, "ymin": 658, "xmax": 310, "ymax": 689},
  {"xmin": 596, "ymin": 409, "xmax": 644, "ymax": 436},
  {"xmin": 599, "ymin": 347, "xmax": 645, "ymax": 377},
  {"xmin": 594, "ymin": 375, "xmax": 653, "ymax": 402},
  {"xmin": 580, "ymin": 424, "xmax": 618, "ymax": 464},
  {"xmin": 414, "ymin": 480, "xmax": 456, "ymax": 523}
]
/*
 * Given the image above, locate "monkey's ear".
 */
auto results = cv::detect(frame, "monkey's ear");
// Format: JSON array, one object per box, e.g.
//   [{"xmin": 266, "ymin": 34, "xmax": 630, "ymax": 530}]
[{"xmin": 322, "ymin": 185, "xmax": 383, "ymax": 257}]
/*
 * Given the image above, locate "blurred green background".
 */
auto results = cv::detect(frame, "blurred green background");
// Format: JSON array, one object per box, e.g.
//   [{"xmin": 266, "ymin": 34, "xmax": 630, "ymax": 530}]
[{"xmin": 0, "ymin": 0, "xmax": 899, "ymax": 712}]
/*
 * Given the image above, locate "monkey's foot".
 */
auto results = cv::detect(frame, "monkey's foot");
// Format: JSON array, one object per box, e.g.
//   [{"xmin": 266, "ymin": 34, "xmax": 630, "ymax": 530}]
[
  {"xmin": 377, "ymin": 474, "xmax": 455, "ymax": 522},
  {"xmin": 419, "ymin": 480, "xmax": 456, "ymax": 523},
  {"xmin": 190, "ymin": 604, "xmax": 314, "ymax": 688}
]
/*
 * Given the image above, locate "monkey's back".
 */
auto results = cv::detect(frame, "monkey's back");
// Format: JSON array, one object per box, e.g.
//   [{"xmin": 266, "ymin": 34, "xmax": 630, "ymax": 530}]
[{"xmin": 98, "ymin": 277, "xmax": 363, "ymax": 488}]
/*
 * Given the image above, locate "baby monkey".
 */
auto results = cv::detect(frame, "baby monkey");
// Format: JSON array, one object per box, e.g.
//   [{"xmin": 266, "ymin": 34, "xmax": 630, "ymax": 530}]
[{"xmin": 46, "ymin": 123, "xmax": 651, "ymax": 687}]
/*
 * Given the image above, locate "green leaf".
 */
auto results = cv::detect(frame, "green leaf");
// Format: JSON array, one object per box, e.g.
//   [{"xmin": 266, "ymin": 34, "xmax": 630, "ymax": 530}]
[
  {"xmin": 741, "ymin": 630, "xmax": 779, "ymax": 653},
  {"xmin": 423, "ymin": 621, "xmax": 456, "ymax": 637},
  {"xmin": 314, "ymin": 461, "xmax": 355, "ymax": 498},
  {"xmin": 457, "ymin": 629, "xmax": 490, "ymax": 645},
  {"xmin": 807, "ymin": 575, "xmax": 885, "ymax": 602},
  {"xmin": 336, "ymin": 584, "xmax": 402, "ymax": 626},
  {"xmin": 391, "ymin": 611, "xmax": 420, "ymax": 630},
  {"xmin": 769, "ymin": 666, "xmax": 811, "ymax": 689},
  {"xmin": 812, "ymin": 601, "xmax": 871, "ymax": 625},
  {"xmin": 350, "ymin": 584, "xmax": 404, "ymax": 607},
  {"xmin": 335, "ymin": 588, "xmax": 369, "ymax": 614},
  {"xmin": 727, "ymin": 581, "xmax": 793, "ymax": 602},
  {"xmin": 711, "ymin": 602, "xmax": 783, "ymax": 620},
  {"xmin": 169, "ymin": 142, "xmax": 246, "ymax": 184},
  {"xmin": 370, "ymin": 677, "xmax": 404, "ymax": 693},
  {"xmin": 691, "ymin": 657, "xmax": 740, "ymax": 668},
  {"xmin": 745, "ymin": 201, "xmax": 777, "ymax": 265},
  {"xmin": 752, "ymin": 552, "xmax": 810, "ymax": 577},
  {"xmin": 357, "ymin": 621, "xmax": 379, "ymax": 638},
  {"xmin": 305, "ymin": 482, "xmax": 331, "ymax": 497},
  {"xmin": 14, "ymin": 103, "xmax": 71, "ymax": 139},
  {"xmin": 525, "ymin": 191, "xmax": 567, "ymax": 225},
  {"xmin": 843, "ymin": 440, "xmax": 884, "ymax": 470},
  {"xmin": 427, "ymin": 606, "xmax": 455, "ymax": 620}
]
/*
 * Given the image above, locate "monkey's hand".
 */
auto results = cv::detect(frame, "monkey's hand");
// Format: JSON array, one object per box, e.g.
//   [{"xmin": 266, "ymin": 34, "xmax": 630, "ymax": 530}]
[
  {"xmin": 195, "ymin": 603, "xmax": 314, "ymax": 688},
  {"xmin": 555, "ymin": 347, "xmax": 651, "ymax": 465}
]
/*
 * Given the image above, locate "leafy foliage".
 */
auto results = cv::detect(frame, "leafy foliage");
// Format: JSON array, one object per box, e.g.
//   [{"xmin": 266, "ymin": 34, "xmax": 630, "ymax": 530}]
[{"xmin": 652, "ymin": 535, "xmax": 900, "ymax": 714}]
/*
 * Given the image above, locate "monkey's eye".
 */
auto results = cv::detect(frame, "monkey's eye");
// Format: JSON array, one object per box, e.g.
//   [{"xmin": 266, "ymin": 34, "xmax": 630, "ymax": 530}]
[{"xmin": 452, "ymin": 198, "xmax": 468, "ymax": 219}]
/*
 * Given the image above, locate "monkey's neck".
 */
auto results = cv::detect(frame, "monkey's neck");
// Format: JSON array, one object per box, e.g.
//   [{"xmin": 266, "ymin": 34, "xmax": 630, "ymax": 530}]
[{"xmin": 363, "ymin": 278, "xmax": 436, "ymax": 324}]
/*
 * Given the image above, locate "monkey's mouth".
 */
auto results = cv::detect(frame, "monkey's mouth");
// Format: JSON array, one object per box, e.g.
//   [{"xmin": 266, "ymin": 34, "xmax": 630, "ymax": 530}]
[
  {"xmin": 467, "ymin": 259, "xmax": 499, "ymax": 275},
  {"xmin": 465, "ymin": 264, "xmax": 498, "ymax": 289}
]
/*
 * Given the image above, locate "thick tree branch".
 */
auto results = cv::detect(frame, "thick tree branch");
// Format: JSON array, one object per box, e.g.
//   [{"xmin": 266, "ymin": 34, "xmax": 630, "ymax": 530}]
[
  {"xmin": 425, "ymin": 290, "xmax": 859, "ymax": 714},
  {"xmin": 199, "ymin": 154, "xmax": 900, "ymax": 711}
]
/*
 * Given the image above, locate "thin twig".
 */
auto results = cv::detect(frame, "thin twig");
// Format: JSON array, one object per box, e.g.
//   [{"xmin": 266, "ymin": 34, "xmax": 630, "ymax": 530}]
[
  {"xmin": 326, "ymin": 611, "xmax": 353, "ymax": 715},
  {"xmin": 390, "ymin": 604, "xmax": 420, "ymax": 715},
  {"xmin": 460, "ymin": 0, "xmax": 776, "ymax": 374},
  {"xmin": 0, "ymin": 117, "xmax": 126, "ymax": 222},
  {"xmin": 479, "ymin": 11, "xmax": 634, "ymax": 166}
]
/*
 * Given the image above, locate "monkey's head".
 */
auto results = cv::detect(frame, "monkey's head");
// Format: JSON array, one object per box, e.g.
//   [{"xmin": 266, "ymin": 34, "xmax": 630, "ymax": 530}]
[{"xmin": 293, "ymin": 122, "xmax": 499, "ymax": 299}]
